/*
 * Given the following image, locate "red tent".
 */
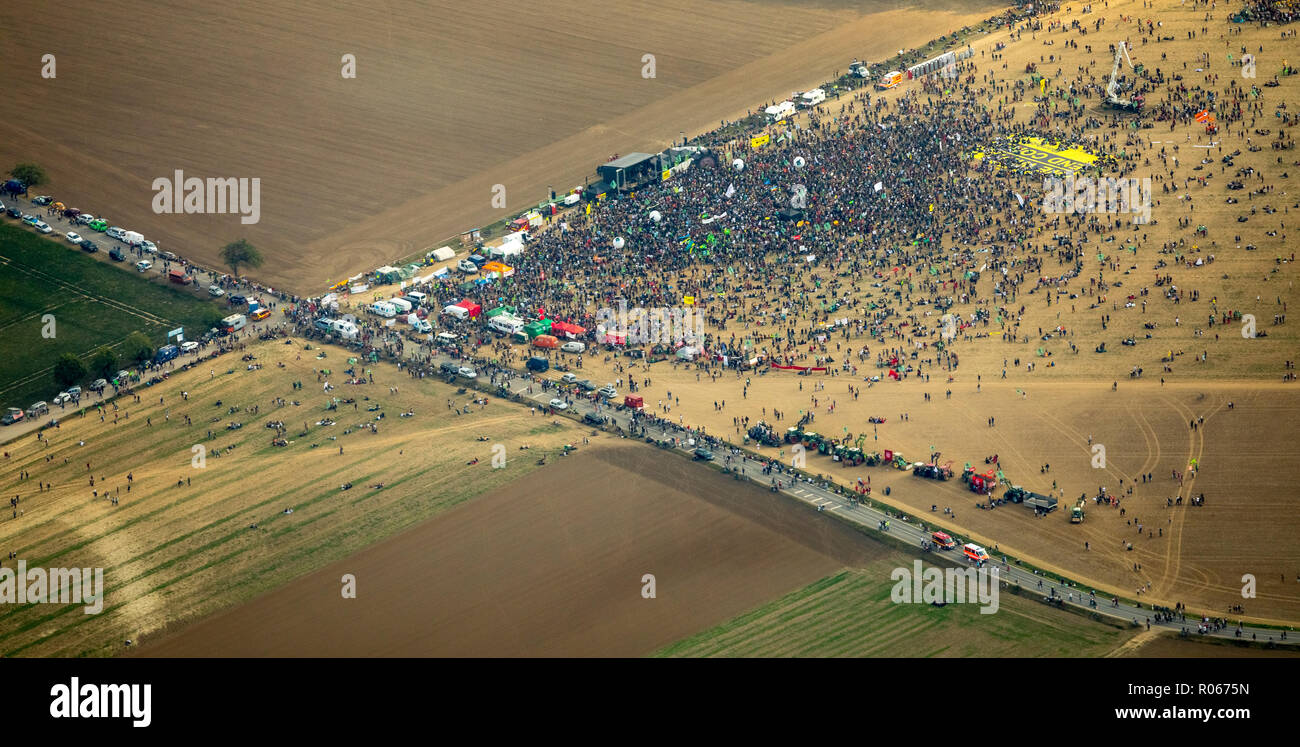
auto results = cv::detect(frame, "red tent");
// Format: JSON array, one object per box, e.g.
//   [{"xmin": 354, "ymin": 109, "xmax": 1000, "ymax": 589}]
[
  {"xmin": 455, "ymin": 300, "xmax": 481, "ymax": 318},
  {"xmin": 624, "ymin": 395, "xmax": 644, "ymax": 410},
  {"xmin": 551, "ymin": 321, "xmax": 587, "ymax": 339}
]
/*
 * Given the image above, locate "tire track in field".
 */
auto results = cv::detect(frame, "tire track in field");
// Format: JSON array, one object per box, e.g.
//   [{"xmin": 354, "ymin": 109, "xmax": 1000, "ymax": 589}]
[{"xmin": 1156, "ymin": 393, "xmax": 1227, "ymax": 597}]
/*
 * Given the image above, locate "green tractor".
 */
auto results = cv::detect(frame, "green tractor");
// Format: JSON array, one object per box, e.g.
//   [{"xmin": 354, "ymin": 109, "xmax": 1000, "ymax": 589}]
[
  {"xmin": 818, "ymin": 438, "xmax": 836, "ymax": 456},
  {"xmin": 842, "ymin": 447, "xmax": 865, "ymax": 466},
  {"xmin": 1071, "ymin": 497, "xmax": 1086, "ymax": 523},
  {"xmin": 801, "ymin": 431, "xmax": 823, "ymax": 449},
  {"xmin": 785, "ymin": 427, "xmax": 804, "ymax": 444},
  {"xmin": 863, "ymin": 451, "xmax": 883, "ymax": 466},
  {"xmin": 892, "ymin": 452, "xmax": 910, "ymax": 470}
]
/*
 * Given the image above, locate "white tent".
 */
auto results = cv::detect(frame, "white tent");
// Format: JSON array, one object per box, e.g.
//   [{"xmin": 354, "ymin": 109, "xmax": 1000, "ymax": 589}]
[{"xmin": 427, "ymin": 246, "xmax": 455, "ymax": 262}]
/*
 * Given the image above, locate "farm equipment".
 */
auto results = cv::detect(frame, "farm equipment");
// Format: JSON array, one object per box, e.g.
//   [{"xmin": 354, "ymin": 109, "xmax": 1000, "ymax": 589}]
[
  {"xmin": 1005, "ymin": 485, "xmax": 1059, "ymax": 513},
  {"xmin": 785, "ymin": 427, "xmax": 804, "ymax": 444},
  {"xmin": 862, "ymin": 451, "xmax": 883, "ymax": 466},
  {"xmin": 1071, "ymin": 497, "xmax": 1087, "ymax": 523},
  {"xmin": 747, "ymin": 422, "xmax": 783, "ymax": 446},
  {"xmin": 801, "ymin": 431, "xmax": 823, "ymax": 449},
  {"xmin": 1105, "ymin": 41, "xmax": 1145, "ymax": 111},
  {"xmin": 818, "ymin": 438, "xmax": 836, "ymax": 456},
  {"xmin": 840, "ymin": 447, "xmax": 865, "ymax": 466},
  {"xmin": 891, "ymin": 453, "xmax": 911, "ymax": 470},
  {"xmin": 961, "ymin": 465, "xmax": 997, "ymax": 494},
  {"xmin": 912, "ymin": 461, "xmax": 954, "ymax": 481}
]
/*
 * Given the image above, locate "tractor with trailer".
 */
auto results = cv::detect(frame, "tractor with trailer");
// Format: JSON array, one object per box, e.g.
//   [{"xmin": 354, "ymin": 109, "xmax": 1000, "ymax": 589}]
[
  {"xmin": 1071, "ymin": 497, "xmax": 1087, "ymax": 523},
  {"xmin": 1005, "ymin": 485, "xmax": 1059, "ymax": 513},
  {"xmin": 785, "ymin": 427, "xmax": 804, "ymax": 444}
]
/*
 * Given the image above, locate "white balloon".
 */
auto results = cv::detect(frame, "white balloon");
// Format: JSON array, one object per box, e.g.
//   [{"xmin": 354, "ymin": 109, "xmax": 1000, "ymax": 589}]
[
  {"xmin": 732, "ymin": 158, "xmax": 745, "ymax": 172},
  {"xmin": 613, "ymin": 237, "xmax": 625, "ymax": 250},
  {"xmin": 793, "ymin": 156, "xmax": 806, "ymax": 168},
  {"xmin": 649, "ymin": 210, "xmax": 662, "ymax": 223}
]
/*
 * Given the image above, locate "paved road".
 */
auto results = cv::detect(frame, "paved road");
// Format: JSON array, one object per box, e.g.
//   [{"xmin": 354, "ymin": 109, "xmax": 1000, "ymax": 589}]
[{"xmin": 423, "ymin": 348, "xmax": 1297, "ymax": 647}]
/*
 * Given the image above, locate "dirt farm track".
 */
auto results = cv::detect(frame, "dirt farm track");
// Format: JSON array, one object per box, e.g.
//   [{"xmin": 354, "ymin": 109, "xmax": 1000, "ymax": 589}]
[{"xmin": 0, "ymin": 0, "xmax": 1001, "ymax": 294}]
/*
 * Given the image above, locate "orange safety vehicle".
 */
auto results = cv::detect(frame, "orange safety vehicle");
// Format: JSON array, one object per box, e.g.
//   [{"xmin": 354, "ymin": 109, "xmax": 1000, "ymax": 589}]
[
  {"xmin": 931, "ymin": 531, "xmax": 956, "ymax": 550},
  {"xmin": 962, "ymin": 543, "xmax": 990, "ymax": 566}
]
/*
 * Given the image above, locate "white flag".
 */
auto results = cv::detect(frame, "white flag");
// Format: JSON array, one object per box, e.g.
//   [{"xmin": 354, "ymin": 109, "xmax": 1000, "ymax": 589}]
[
  {"xmin": 725, "ymin": 183, "xmax": 736, "ymax": 199},
  {"xmin": 1014, "ymin": 193, "xmax": 1025, "ymax": 207},
  {"xmin": 873, "ymin": 182, "xmax": 883, "ymax": 192}
]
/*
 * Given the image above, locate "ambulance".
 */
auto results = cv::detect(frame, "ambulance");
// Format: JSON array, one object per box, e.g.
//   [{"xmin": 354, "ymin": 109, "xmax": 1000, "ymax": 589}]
[
  {"xmin": 962, "ymin": 543, "xmax": 990, "ymax": 566},
  {"xmin": 876, "ymin": 71, "xmax": 905, "ymax": 90},
  {"xmin": 930, "ymin": 531, "xmax": 957, "ymax": 550}
]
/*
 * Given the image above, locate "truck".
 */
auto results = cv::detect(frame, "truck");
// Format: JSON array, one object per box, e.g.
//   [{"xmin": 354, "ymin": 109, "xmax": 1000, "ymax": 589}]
[{"xmin": 221, "ymin": 313, "xmax": 247, "ymax": 333}]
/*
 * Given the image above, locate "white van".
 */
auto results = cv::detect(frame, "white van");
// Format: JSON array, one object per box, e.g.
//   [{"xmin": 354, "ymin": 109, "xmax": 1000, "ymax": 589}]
[
  {"xmin": 798, "ymin": 89, "xmax": 827, "ymax": 108},
  {"xmin": 369, "ymin": 301, "xmax": 397, "ymax": 318},
  {"xmin": 331, "ymin": 319, "xmax": 359, "ymax": 340},
  {"xmin": 488, "ymin": 316, "xmax": 524, "ymax": 336},
  {"xmin": 222, "ymin": 314, "xmax": 247, "ymax": 333},
  {"xmin": 388, "ymin": 297, "xmax": 413, "ymax": 314},
  {"xmin": 764, "ymin": 101, "xmax": 796, "ymax": 121},
  {"xmin": 407, "ymin": 314, "xmax": 432, "ymax": 333},
  {"xmin": 443, "ymin": 305, "xmax": 469, "ymax": 320},
  {"xmin": 406, "ymin": 291, "xmax": 428, "ymax": 306}
]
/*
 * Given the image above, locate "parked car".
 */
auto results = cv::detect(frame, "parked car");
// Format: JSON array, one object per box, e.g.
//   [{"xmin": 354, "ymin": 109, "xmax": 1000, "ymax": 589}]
[
  {"xmin": 208, "ymin": 285, "xmax": 226, "ymax": 297},
  {"xmin": 65, "ymin": 231, "xmax": 83, "ymax": 244},
  {"xmin": 107, "ymin": 246, "xmax": 124, "ymax": 260},
  {"xmin": 75, "ymin": 214, "xmax": 96, "ymax": 225},
  {"xmin": 576, "ymin": 379, "xmax": 597, "ymax": 392},
  {"xmin": 52, "ymin": 392, "xmax": 73, "ymax": 406},
  {"xmin": 105, "ymin": 226, "xmax": 128, "ymax": 240},
  {"xmin": 526, "ymin": 356, "xmax": 549, "ymax": 372},
  {"xmin": 83, "ymin": 240, "xmax": 101, "ymax": 253},
  {"xmin": 438, "ymin": 361, "xmax": 459, "ymax": 375},
  {"xmin": 597, "ymin": 385, "xmax": 617, "ymax": 399},
  {"xmin": 21, "ymin": 214, "xmax": 38, "ymax": 225},
  {"xmin": 548, "ymin": 398, "xmax": 569, "ymax": 411},
  {"xmin": 457, "ymin": 259, "xmax": 478, "ymax": 273},
  {"xmin": 32, "ymin": 196, "xmax": 53, "ymax": 206},
  {"xmin": 5, "ymin": 207, "xmax": 21, "ymax": 219},
  {"xmin": 583, "ymin": 412, "xmax": 606, "ymax": 425},
  {"xmin": 66, "ymin": 386, "xmax": 82, "ymax": 398},
  {"xmin": 457, "ymin": 366, "xmax": 478, "ymax": 379},
  {"xmin": 228, "ymin": 294, "xmax": 247, "ymax": 306},
  {"xmin": 560, "ymin": 373, "xmax": 578, "ymax": 384},
  {"xmin": 88, "ymin": 219, "xmax": 108, "ymax": 231},
  {"xmin": 159, "ymin": 250, "xmax": 177, "ymax": 261},
  {"xmin": 1, "ymin": 408, "xmax": 24, "ymax": 425},
  {"xmin": 89, "ymin": 378, "xmax": 109, "ymax": 392},
  {"xmin": 32, "ymin": 220, "xmax": 52, "ymax": 233},
  {"xmin": 560, "ymin": 341, "xmax": 586, "ymax": 354},
  {"xmin": 26, "ymin": 401, "xmax": 49, "ymax": 418},
  {"xmin": 136, "ymin": 260, "xmax": 152, "ymax": 272},
  {"xmin": 693, "ymin": 447, "xmax": 714, "ymax": 461},
  {"xmin": 140, "ymin": 240, "xmax": 158, "ymax": 254},
  {"xmin": 180, "ymin": 341, "xmax": 199, "ymax": 354}
]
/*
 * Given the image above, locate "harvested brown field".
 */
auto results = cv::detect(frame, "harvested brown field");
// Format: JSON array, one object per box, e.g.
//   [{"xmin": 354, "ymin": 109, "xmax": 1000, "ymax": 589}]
[
  {"xmin": 0, "ymin": 0, "xmax": 1002, "ymax": 293},
  {"xmin": 139, "ymin": 443, "xmax": 891, "ymax": 656}
]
